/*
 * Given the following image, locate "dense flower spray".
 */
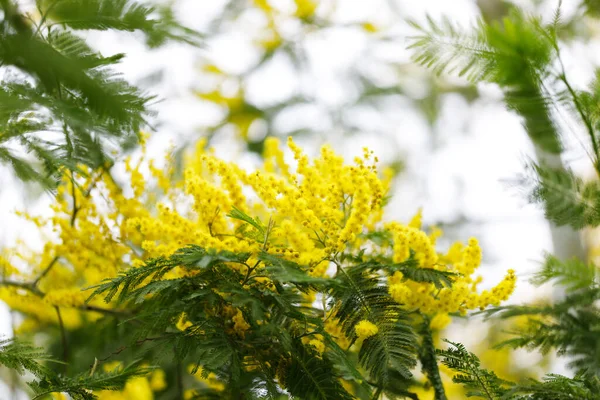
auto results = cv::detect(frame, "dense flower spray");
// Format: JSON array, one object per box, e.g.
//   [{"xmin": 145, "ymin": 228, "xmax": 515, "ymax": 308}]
[{"xmin": 0, "ymin": 137, "xmax": 516, "ymax": 398}]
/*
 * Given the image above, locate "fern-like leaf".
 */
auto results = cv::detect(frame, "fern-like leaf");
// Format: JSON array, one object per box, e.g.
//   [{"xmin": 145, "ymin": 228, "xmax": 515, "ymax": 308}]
[
  {"xmin": 331, "ymin": 264, "xmax": 418, "ymax": 385},
  {"xmin": 0, "ymin": 338, "xmax": 55, "ymax": 379},
  {"xmin": 282, "ymin": 338, "xmax": 353, "ymax": 400},
  {"xmin": 531, "ymin": 253, "xmax": 597, "ymax": 290},
  {"xmin": 525, "ymin": 163, "xmax": 600, "ymax": 228},
  {"xmin": 437, "ymin": 340, "xmax": 512, "ymax": 399}
]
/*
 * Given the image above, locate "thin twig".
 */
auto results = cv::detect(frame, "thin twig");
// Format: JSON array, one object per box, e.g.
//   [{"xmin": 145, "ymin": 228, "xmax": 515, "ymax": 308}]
[
  {"xmin": 0, "ymin": 280, "xmax": 132, "ymax": 316},
  {"xmin": 54, "ymin": 306, "xmax": 68, "ymax": 372},
  {"xmin": 551, "ymin": 34, "xmax": 600, "ymax": 176},
  {"xmin": 32, "ymin": 256, "xmax": 59, "ymax": 288}
]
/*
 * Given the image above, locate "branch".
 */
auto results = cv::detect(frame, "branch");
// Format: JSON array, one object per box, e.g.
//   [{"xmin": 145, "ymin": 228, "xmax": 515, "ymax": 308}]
[
  {"xmin": 54, "ymin": 306, "xmax": 69, "ymax": 371},
  {"xmin": 419, "ymin": 316, "xmax": 447, "ymax": 400},
  {"xmin": 0, "ymin": 280, "xmax": 132, "ymax": 316},
  {"xmin": 32, "ymin": 256, "xmax": 59, "ymax": 288}
]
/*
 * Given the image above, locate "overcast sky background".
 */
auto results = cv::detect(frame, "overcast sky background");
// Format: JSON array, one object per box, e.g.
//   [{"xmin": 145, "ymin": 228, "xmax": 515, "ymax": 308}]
[{"xmin": 1, "ymin": 0, "xmax": 597, "ymax": 397}]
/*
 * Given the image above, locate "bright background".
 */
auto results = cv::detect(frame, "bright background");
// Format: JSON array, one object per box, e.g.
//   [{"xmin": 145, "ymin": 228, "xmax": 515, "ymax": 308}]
[{"xmin": 1, "ymin": 0, "xmax": 596, "ymax": 396}]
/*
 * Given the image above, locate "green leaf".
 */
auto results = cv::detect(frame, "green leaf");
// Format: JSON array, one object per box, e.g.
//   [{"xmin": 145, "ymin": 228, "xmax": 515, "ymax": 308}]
[
  {"xmin": 283, "ymin": 338, "xmax": 354, "ymax": 400},
  {"xmin": 28, "ymin": 360, "xmax": 153, "ymax": 400},
  {"xmin": 227, "ymin": 206, "xmax": 266, "ymax": 236},
  {"xmin": 331, "ymin": 264, "xmax": 418, "ymax": 384},
  {"xmin": 437, "ymin": 340, "xmax": 512, "ymax": 399},
  {"xmin": 38, "ymin": 0, "xmax": 203, "ymax": 47},
  {"xmin": 531, "ymin": 254, "xmax": 597, "ymax": 290},
  {"xmin": 506, "ymin": 373, "xmax": 600, "ymax": 400},
  {"xmin": 408, "ymin": 9, "xmax": 562, "ymax": 154},
  {"xmin": 260, "ymin": 252, "xmax": 333, "ymax": 288},
  {"xmin": 48, "ymin": 30, "xmax": 125, "ymax": 69},
  {"xmin": 525, "ymin": 163, "xmax": 600, "ymax": 228},
  {"xmin": 40, "ymin": 0, "xmax": 154, "ymax": 32},
  {"xmin": 0, "ymin": 338, "xmax": 56, "ymax": 379}
]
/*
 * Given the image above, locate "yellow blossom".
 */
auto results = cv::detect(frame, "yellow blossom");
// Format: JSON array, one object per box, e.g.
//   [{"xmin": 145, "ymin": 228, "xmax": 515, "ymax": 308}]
[
  {"xmin": 355, "ymin": 320, "xmax": 378, "ymax": 339},
  {"xmin": 176, "ymin": 313, "xmax": 193, "ymax": 331},
  {"xmin": 429, "ymin": 313, "xmax": 452, "ymax": 330}
]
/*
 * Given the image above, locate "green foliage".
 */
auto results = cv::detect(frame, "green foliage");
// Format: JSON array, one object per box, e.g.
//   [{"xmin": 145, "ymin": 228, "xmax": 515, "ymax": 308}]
[
  {"xmin": 410, "ymin": 12, "xmax": 600, "ymax": 394},
  {"xmin": 524, "ymin": 163, "xmax": 600, "ymax": 229},
  {"xmin": 409, "ymin": 3, "xmax": 600, "ymax": 231},
  {"xmin": 0, "ymin": 337, "xmax": 153, "ymax": 399},
  {"xmin": 0, "ymin": 338, "xmax": 54, "ymax": 379},
  {"xmin": 531, "ymin": 253, "xmax": 597, "ymax": 291},
  {"xmin": 409, "ymin": 8, "xmax": 561, "ymax": 154},
  {"xmin": 439, "ymin": 341, "xmax": 600, "ymax": 400},
  {"xmin": 0, "ymin": 0, "xmax": 199, "ymax": 187},
  {"xmin": 480, "ymin": 253, "xmax": 600, "ymax": 378},
  {"xmin": 418, "ymin": 319, "xmax": 447, "ymax": 400},
  {"xmin": 37, "ymin": 0, "xmax": 202, "ymax": 47},
  {"xmin": 330, "ymin": 262, "xmax": 418, "ymax": 385},
  {"xmin": 78, "ymin": 242, "xmax": 465, "ymax": 398},
  {"xmin": 506, "ymin": 373, "xmax": 600, "ymax": 400},
  {"xmin": 437, "ymin": 340, "xmax": 511, "ymax": 399},
  {"xmin": 29, "ymin": 361, "xmax": 154, "ymax": 400},
  {"xmin": 282, "ymin": 337, "xmax": 354, "ymax": 400},
  {"xmin": 584, "ymin": 0, "xmax": 600, "ymax": 17}
]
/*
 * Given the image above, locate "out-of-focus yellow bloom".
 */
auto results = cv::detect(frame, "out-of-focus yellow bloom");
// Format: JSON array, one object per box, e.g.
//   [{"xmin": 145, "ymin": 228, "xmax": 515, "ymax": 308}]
[
  {"xmin": 149, "ymin": 369, "xmax": 167, "ymax": 392},
  {"xmin": 189, "ymin": 365, "xmax": 225, "ymax": 392},
  {"xmin": 176, "ymin": 312, "xmax": 193, "ymax": 331},
  {"xmin": 96, "ymin": 377, "xmax": 153, "ymax": 400},
  {"xmin": 429, "ymin": 313, "xmax": 452, "ymax": 330},
  {"xmin": 361, "ymin": 22, "xmax": 379, "ymax": 33},
  {"xmin": 355, "ymin": 320, "xmax": 378, "ymax": 339},
  {"xmin": 325, "ymin": 317, "xmax": 351, "ymax": 349},
  {"xmin": 294, "ymin": 0, "xmax": 317, "ymax": 19}
]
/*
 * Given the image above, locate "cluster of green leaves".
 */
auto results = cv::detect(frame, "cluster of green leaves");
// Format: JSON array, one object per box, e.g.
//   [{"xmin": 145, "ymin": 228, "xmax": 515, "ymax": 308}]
[
  {"xmin": 409, "ymin": 3, "xmax": 600, "ymax": 228},
  {"xmin": 0, "ymin": 337, "xmax": 151, "ymax": 400},
  {"xmin": 437, "ymin": 340, "xmax": 600, "ymax": 399},
  {"xmin": 480, "ymin": 254, "xmax": 600, "ymax": 378},
  {"xmin": 0, "ymin": 0, "xmax": 200, "ymax": 187},
  {"xmin": 76, "ymin": 235, "xmax": 458, "ymax": 399},
  {"xmin": 409, "ymin": 2, "xmax": 600, "ymax": 399}
]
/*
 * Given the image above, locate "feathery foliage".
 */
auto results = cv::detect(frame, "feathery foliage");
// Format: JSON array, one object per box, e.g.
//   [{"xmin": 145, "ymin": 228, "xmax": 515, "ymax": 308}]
[
  {"xmin": 531, "ymin": 253, "xmax": 597, "ymax": 291},
  {"xmin": 330, "ymin": 262, "xmax": 418, "ymax": 385},
  {"xmin": 506, "ymin": 373, "xmax": 600, "ymax": 400},
  {"xmin": 0, "ymin": 337, "xmax": 153, "ymax": 400},
  {"xmin": 409, "ymin": 3, "xmax": 600, "ymax": 228},
  {"xmin": 478, "ymin": 251, "xmax": 600, "ymax": 378},
  {"xmin": 0, "ymin": 0, "xmax": 200, "ymax": 187},
  {"xmin": 409, "ymin": 8, "xmax": 560, "ymax": 154},
  {"xmin": 409, "ymin": 3, "xmax": 600, "ymax": 398},
  {"xmin": 85, "ymin": 243, "xmax": 453, "ymax": 398},
  {"xmin": 0, "ymin": 338, "xmax": 54, "ymax": 379},
  {"xmin": 524, "ymin": 163, "xmax": 600, "ymax": 229},
  {"xmin": 28, "ymin": 361, "xmax": 154, "ymax": 400},
  {"xmin": 439, "ymin": 341, "xmax": 600, "ymax": 400},
  {"xmin": 437, "ymin": 340, "xmax": 512, "ymax": 399}
]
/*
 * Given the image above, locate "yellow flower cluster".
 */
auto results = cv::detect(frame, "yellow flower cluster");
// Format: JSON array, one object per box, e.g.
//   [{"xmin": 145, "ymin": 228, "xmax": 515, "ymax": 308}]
[
  {"xmin": 387, "ymin": 232, "xmax": 517, "ymax": 315},
  {"xmin": 118, "ymin": 137, "xmax": 385, "ymax": 277},
  {"xmin": 92, "ymin": 362, "xmax": 166, "ymax": 400},
  {"xmin": 0, "ymin": 135, "xmax": 516, "ymax": 392},
  {"xmin": 324, "ymin": 317, "xmax": 351, "ymax": 349},
  {"xmin": 43, "ymin": 288, "xmax": 87, "ymax": 308},
  {"xmin": 186, "ymin": 365, "xmax": 225, "ymax": 396},
  {"xmin": 355, "ymin": 320, "xmax": 379, "ymax": 340}
]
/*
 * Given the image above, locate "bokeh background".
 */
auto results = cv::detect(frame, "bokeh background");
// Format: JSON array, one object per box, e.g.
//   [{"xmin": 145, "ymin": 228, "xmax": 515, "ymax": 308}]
[{"xmin": 2, "ymin": 0, "xmax": 598, "ymax": 397}]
